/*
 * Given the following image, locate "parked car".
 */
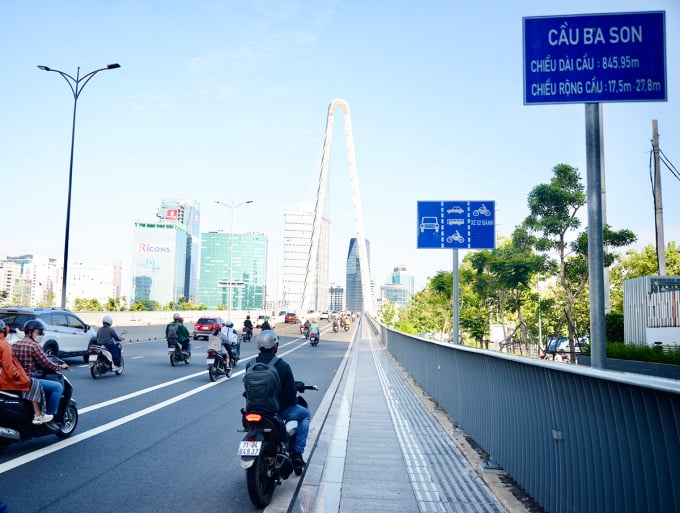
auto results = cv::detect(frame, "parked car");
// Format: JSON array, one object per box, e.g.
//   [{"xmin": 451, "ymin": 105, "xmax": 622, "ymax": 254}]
[
  {"xmin": 0, "ymin": 306, "xmax": 97, "ymax": 362},
  {"xmin": 192, "ymin": 317, "xmax": 224, "ymax": 340},
  {"xmin": 284, "ymin": 312, "xmax": 299, "ymax": 324}
]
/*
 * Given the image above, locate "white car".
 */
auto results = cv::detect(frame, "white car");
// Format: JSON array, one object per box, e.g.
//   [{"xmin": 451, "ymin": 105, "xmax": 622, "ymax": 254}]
[
  {"xmin": 0, "ymin": 306, "xmax": 97, "ymax": 362},
  {"xmin": 320, "ymin": 311, "xmax": 330, "ymax": 321}
]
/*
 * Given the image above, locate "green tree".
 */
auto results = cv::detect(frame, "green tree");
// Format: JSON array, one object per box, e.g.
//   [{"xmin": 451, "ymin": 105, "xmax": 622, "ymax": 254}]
[
  {"xmin": 72, "ymin": 298, "xmax": 103, "ymax": 311},
  {"xmin": 524, "ymin": 164, "xmax": 636, "ymax": 360},
  {"xmin": 130, "ymin": 299, "xmax": 160, "ymax": 311},
  {"xmin": 377, "ymin": 300, "xmax": 398, "ymax": 328}
]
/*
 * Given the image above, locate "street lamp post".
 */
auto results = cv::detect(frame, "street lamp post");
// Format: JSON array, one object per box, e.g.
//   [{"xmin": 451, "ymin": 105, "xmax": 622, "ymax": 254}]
[
  {"xmin": 215, "ymin": 200, "xmax": 253, "ymax": 320},
  {"xmin": 38, "ymin": 63, "xmax": 121, "ymax": 309}
]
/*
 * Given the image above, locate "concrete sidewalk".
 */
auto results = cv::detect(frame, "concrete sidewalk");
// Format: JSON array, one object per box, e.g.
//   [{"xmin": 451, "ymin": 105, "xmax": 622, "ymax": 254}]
[{"xmin": 286, "ymin": 320, "xmax": 528, "ymax": 513}]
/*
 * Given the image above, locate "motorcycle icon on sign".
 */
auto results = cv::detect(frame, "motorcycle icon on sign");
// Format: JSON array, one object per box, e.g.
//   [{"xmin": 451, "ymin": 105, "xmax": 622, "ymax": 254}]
[
  {"xmin": 446, "ymin": 231, "xmax": 465, "ymax": 244},
  {"xmin": 473, "ymin": 204, "xmax": 491, "ymax": 217}
]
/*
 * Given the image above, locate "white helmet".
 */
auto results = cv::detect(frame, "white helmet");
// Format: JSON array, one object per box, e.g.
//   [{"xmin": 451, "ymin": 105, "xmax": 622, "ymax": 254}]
[
  {"xmin": 256, "ymin": 330, "xmax": 279, "ymax": 350},
  {"xmin": 102, "ymin": 315, "xmax": 113, "ymax": 326},
  {"xmin": 173, "ymin": 312, "xmax": 180, "ymax": 320},
  {"xmin": 226, "ymin": 320, "xmax": 234, "ymax": 328}
]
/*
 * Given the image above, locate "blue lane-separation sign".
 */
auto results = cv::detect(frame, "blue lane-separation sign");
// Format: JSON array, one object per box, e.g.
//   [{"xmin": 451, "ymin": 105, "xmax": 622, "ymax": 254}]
[
  {"xmin": 524, "ymin": 11, "xmax": 666, "ymax": 104},
  {"xmin": 417, "ymin": 201, "xmax": 496, "ymax": 250}
]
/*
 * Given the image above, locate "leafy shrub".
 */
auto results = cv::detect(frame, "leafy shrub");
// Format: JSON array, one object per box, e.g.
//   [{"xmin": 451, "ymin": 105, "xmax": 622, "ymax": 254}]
[
  {"xmin": 582, "ymin": 341, "xmax": 680, "ymax": 365},
  {"xmin": 605, "ymin": 312, "xmax": 624, "ymax": 342}
]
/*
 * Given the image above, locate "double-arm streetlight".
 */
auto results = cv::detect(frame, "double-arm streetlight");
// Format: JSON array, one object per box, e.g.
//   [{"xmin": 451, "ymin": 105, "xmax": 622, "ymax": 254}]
[
  {"xmin": 215, "ymin": 200, "xmax": 254, "ymax": 319},
  {"xmin": 38, "ymin": 63, "xmax": 121, "ymax": 309}
]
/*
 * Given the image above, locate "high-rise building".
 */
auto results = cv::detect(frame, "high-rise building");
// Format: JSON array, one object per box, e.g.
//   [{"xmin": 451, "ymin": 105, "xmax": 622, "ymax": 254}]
[
  {"xmin": 131, "ymin": 199, "xmax": 201, "ymax": 306},
  {"xmin": 345, "ymin": 238, "xmax": 371, "ymax": 312},
  {"xmin": 68, "ymin": 261, "xmax": 123, "ymax": 307},
  {"xmin": 282, "ymin": 210, "xmax": 330, "ymax": 312},
  {"xmin": 1, "ymin": 255, "xmax": 58, "ymax": 306},
  {"xmin": 198, "ymin": 232, "xmax": 267, "ymax": 310},
  {"xmin": 380, "ymin": 264, "xmax": 414, "ymax": 308},
  {"xmin": 329, "ymin": 284, "xmax": 344, "ymax": 312}
]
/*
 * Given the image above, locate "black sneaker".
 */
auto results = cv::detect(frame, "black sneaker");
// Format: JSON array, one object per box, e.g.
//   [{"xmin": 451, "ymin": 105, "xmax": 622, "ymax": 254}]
[{"xmin": 292, "ymin": 452, "xmax": 306, "ymax": 475}]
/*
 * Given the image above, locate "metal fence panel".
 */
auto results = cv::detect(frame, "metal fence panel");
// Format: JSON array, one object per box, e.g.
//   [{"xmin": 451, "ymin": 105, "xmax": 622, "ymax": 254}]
[{"xmin": 368, "ymin": 317, "xmax": 680, "ymax": 513}]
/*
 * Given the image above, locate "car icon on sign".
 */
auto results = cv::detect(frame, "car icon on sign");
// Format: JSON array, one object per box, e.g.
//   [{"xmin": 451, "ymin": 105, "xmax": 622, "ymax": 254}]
[
  {"xmin": 420, "ymin": 216, "xmax": 440, "ymax": 233},
  {"xmin": 447, "ymin": 206, "xmax": 464, "ymax": 214}
]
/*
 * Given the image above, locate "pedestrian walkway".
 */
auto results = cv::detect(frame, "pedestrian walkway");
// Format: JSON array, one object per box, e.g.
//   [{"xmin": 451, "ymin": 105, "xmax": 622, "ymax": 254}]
[{"xmin": 283, "ymin": 320, "xmax": 518, "ymax": 513}]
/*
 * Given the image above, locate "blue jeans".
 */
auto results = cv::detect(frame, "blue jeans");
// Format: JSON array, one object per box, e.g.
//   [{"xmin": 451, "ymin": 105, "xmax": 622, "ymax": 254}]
[
  {"xmin": 104, "ymin": 342, "xmax": 121, "ymax": 365},
  {"xmin": 281, "ymin": 403, "xmax": 310, "ymax": 454},
  {"xmin": 39, "ymin": 378, "xmax": 63, "ymax": 416}
]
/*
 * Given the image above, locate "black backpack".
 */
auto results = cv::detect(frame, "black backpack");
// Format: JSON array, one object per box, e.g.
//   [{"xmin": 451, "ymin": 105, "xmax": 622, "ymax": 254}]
[{"xmin": 243, "ymin": 356, "xmax": 281, "ymax": 413}]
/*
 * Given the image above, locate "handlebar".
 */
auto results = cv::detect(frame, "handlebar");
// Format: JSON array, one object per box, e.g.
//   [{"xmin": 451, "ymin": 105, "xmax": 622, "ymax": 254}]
[{"xmin": 294, "ymin": 381, "xmax": 318, "ymax": 393}]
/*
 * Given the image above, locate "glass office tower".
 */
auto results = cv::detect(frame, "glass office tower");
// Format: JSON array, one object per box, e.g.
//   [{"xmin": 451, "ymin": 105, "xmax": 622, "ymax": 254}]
[
  {"xmin": 345, "ymin": 237, "xmax": 371, "ymax": 312},
  {"xmin": 198, "ymin": 232, "xmax": 267, "ymax": 310}
]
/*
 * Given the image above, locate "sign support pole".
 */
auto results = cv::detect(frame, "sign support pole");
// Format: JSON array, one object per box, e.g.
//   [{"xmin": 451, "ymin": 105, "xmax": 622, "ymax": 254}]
[
  {"xmin": 585, "ymin": 103, "xmax": 606, "ymax": 369},
  {"xmin": 453, "ymin": 248, "xmax": 460, "ymax": 344}
]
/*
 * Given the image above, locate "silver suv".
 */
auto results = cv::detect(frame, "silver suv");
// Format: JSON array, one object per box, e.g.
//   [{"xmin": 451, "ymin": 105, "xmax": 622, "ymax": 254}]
[{"xmin": 0, "ymin": 306, "xmax": 97, "ymax": 362}]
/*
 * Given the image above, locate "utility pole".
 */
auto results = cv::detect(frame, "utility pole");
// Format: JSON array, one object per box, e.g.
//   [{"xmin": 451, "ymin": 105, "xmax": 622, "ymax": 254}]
[{"xmin": 652, "ymin": 119, "xmax": 666, "ymax": 276}]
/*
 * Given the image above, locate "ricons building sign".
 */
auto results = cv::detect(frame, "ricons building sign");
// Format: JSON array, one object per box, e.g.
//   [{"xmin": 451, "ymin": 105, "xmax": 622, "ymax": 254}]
[{"xmin": 137, "ymin": 243, "xmax": 171, "ymax": 254}]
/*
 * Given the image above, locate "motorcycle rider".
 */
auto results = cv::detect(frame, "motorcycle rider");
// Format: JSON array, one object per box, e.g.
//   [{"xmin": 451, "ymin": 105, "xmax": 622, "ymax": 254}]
[
  {"xmin": 0, "ymin": 319, "xmax": 50, "ymax": 424},
  {"xmin": 208, "ymin": 328, "xmax": 236, "ymax": 369},
  {"xmin": 12, "ymin": 319, "xmax": 69, "ymax": 424},
  {"xmin": 221, "ymin": 321, "xmax": 240, "ymax": 359},
  {"xmin": 243, "ymin": 315, "xmax": 254, "ymax": 341},
  {"xmin": 96, "ymin": 315, "xmax": 123, "ymax": 369},
  {"xmin": 251, "ymin": 330, "xmax": 310, "ymax": 473},
  {"xmin": 309, "ymin": 319, "xmax": 320, "ymax": 342},
  {"xmin": 166, "ymin": 313, "xmax": 191, "ymax": 356}
]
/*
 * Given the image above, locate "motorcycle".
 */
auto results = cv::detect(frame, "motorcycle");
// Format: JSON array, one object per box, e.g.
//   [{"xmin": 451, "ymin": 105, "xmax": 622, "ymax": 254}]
[
  {"xmin": 301, "ymin": 325, "xmax": 310, "ymax": 339},
  {"xmin": 239, "ymin": 381, "xmax": 317, "ymax": 507},
  {"xmin": 168, "ymin": 340, "xmax": 191, "ymax": 366},
  {"xmin": 89, "ymin": 330, "xmax": 127, "ymax": 379},
  {"xmin": 332, "ymin": 322, "xmax": 339, "ymax": 333},
  {"xmin": 206, "ymin": 349, "xmax": 232, "ymax": 381},
  {"xmin": 0, "ymin": 358, "xmax": 78, "ymax": 454},
  {"xmin": 242, "ymin": 326, "xmax": 253, "ymax": 343},
  {"xmin": 343, "ymin": 322, "xmax": 350, "ymax": 332},
  {"xmin": 309, "ymin": 332, "xmax": 319, "ymax": 347}
]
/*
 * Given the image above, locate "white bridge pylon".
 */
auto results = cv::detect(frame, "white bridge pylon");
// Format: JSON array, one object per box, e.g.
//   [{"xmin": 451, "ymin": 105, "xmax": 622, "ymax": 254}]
[{"xmin": 300, "ymin": 99, "xmax": 373, "ymax": 314}]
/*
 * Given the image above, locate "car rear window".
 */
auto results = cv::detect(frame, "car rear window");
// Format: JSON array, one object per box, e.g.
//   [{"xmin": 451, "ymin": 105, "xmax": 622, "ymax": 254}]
[
  {"xmin": 0, "ymin": 312, "xmax": 36, "ymax": 329},
  {"xmin": 197, "ymin": 318, "xmax": 217, "ymax": 324}
]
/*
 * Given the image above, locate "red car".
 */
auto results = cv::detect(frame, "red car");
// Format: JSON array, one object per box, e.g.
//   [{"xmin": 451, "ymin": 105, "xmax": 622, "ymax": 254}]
[
  {"xmin": 284, "ymin": 312, "xmax": 298, "ymax": 324},
  {"xmin": 193, "ymin": 317, "xmax": 224, "ymax": 340}
]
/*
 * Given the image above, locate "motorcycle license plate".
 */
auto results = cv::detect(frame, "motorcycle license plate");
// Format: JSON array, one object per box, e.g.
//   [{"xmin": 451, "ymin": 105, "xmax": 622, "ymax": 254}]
[
  {"xmin": 206, "ymin": 358, "xmax": 214, "ymax": 365},
  {"xmin": 238, "ymin": 441, "xmax": 262, "ymax": 456},
  {"xmin": 88, "ymin": 354, "xmax": 98, "ymax": 362}
]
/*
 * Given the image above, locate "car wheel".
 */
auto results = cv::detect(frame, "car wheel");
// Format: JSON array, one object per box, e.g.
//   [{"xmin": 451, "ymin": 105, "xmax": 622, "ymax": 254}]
[
  {"xmin": 43, "ymin": 342, "xmax": 58, "ymax": 357},
  {"xmin": 193, "ymin": 335, "xmax": 198, "ymax": 340}
]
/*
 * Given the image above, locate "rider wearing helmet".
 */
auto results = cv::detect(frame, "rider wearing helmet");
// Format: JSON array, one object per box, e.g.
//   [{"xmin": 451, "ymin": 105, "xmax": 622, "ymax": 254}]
[
  {"xmin": 12, "ymin": 319, "xmax": 69, "ymax": 424},
  {"xmin": 166, "ymin": 313, "xmax": 191, "ymax": 355},
  {"xmin": 221, "ymin": 320, "xmax": 240, "ymax": 359},
  {"xmin": 0, "ymin": 319, "xmax": 50, "ymax": 424},
  {"xmin": 251, "ymin": 329, "xmax": 310, "ymax": 473},
  {"xmin": 243, "ymin": 315, "xmax": 254, "ymax": 342},
  {"xmin": 97, "ymin": 315, "xmax": 123, "ymax": 368}
]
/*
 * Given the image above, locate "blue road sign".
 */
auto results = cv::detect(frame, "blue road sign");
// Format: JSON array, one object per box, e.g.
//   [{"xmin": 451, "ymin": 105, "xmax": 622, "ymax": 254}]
[
  {"xmin": 417, "ymin": 201, "xmax": 495, "ymax": 250},
  {"xmin": 523, "ymin": 11, "xmax": 666, "ymax": 104}
]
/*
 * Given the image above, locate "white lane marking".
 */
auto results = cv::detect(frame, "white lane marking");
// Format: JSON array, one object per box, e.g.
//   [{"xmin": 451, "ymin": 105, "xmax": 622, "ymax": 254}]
[{"xmin": 0, "ymin": 338, "xmax": 311, "ymax": 474}]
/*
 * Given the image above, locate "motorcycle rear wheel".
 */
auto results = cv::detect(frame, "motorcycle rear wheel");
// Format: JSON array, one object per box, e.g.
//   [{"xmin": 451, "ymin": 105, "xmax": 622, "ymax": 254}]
[
  {"xmin": 170, "ymin": 350, "xmax": 179, "ymax": 367},
  {"xmin": 55, "ymin": 403, "xmax": 78, "ymax": 439},
  {"xmin": 208, "ymin": 361, "xmax": 222, "ymax": 382},
  {"xmin": 90, "ymin": 362, "xmax": 103, "ymax": 379},
  {"xmin": 246, "ymin": 444, "xmax": 276, "ymax": 507}
]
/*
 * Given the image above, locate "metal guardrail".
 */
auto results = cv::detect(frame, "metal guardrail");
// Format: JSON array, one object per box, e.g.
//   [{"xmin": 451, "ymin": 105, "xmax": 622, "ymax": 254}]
[{"xmin": 366, "ymin": 316, "xmax": 680, "ymax": 513}]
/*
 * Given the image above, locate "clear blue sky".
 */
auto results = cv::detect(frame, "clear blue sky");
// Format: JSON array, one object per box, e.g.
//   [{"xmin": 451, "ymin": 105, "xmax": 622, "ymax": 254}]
[{"xmin": 1, "ymin": 1, "xmax": 678, "ymax": 296}]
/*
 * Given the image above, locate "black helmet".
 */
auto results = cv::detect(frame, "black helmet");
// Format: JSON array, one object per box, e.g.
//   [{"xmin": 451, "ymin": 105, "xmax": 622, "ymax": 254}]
[{"xmin": 23, "ymin": 319, "xmax": 46, "ymax": 335}]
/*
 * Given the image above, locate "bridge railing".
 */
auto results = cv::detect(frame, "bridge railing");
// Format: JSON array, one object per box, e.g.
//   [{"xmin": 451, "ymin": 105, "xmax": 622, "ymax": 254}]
[{"xmin": 365, "ymin": 316, "xmax": 680, "ymax": 513}]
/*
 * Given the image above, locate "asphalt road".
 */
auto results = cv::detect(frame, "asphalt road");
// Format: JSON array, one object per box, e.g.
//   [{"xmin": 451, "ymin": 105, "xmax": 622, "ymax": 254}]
[{"xmin": 0, "ymin": 320, "xmax": 352, "ymax": 513}]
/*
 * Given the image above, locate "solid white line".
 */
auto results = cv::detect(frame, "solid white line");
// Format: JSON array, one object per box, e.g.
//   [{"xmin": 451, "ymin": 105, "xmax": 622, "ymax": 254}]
[{"xmin": 0, "ymin": 337, "xmax": 311, "ymax": 474}]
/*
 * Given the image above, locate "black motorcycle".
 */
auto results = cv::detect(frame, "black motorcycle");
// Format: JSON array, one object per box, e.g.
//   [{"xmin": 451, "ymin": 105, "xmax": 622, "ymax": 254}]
[
  {"xmin": 206, "ymin": 349, "xmax": 232, "ymax": 381},
  {"xmin": 168, "ymin": 340, "xmax": 191, "ymax": 366},
  {"xmin": 309, "ymin": 332, "xmax": 319, "ymax": 347},
  {"xmin": 0, "ymin": 360, "xmax": 78, "ymax": 453},
  {"xmin": 239, "ymin": 381, "xmax": 317, "ymax": 507},
  {"xmin": 242, "ymin": 326, "xmax": 253, "ymax": 343}
]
